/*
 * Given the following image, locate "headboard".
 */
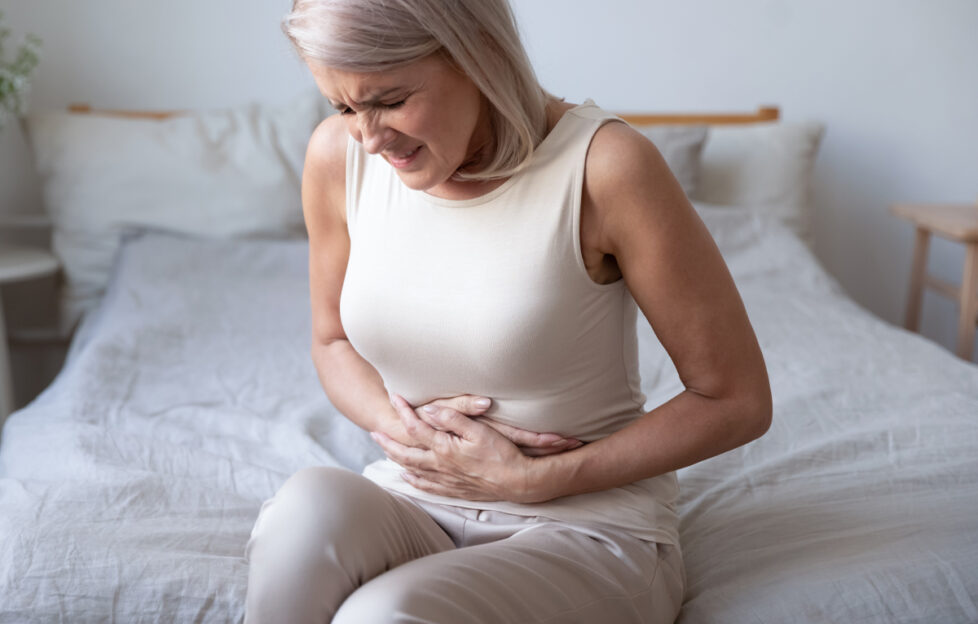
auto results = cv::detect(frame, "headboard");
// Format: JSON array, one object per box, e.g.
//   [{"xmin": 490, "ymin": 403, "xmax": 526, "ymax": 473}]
[
  {"xmin": 618, "ymin": 106, "xmax": 779, "ymax": 126},
  {"xmin": 66, "ymin": 102, "xmax": 781, "ymax": 126},
  {"xmin": 66, "ymin": 103, "xmax": 183, "ymax": 120}
]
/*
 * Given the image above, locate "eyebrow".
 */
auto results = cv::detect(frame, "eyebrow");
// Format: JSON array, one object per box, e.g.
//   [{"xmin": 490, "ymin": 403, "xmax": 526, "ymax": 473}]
[{"xmin": 330, "ymin": 87, "xmax": 404, "ymax": 109}]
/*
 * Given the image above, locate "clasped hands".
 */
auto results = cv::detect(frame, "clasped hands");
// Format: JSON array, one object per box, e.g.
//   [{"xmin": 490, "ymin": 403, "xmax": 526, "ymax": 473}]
[{"xmin": 369, "ymin": 394, "xmax": 582, "ymax": 504}]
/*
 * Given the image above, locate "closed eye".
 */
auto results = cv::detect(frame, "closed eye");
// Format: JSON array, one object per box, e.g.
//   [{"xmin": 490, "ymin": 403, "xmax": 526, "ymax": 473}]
[{"xmin": 336, "ymin": 102, "xmax": 402, "ymax": 115}]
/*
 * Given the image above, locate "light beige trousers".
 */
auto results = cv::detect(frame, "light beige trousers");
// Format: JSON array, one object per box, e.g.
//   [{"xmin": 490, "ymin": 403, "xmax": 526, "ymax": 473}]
[{"xmin": 244, "ymin": 466, "xmax": 684, "ymax": 623}]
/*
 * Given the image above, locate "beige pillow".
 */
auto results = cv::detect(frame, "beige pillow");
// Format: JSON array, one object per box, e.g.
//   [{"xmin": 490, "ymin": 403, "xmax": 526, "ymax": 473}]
[
  {"xmin": 27, "ymin": 90, "xmax": 332, "ymax": 330},
  {"xmin": 690, "ymin": 121, "xmax": 825, "ymax": 244}
]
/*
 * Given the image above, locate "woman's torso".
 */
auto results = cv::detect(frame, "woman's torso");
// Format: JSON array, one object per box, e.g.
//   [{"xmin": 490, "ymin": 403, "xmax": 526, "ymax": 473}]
[{"xmin": 338, "ymin": 100, "xmax": 679, "ymax": 545}]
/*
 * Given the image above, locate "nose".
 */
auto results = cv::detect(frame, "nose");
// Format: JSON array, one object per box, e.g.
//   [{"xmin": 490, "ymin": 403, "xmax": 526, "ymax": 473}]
[{"xmin": 357, "ymin": 114, "xmax": 396, "ymax": 155}]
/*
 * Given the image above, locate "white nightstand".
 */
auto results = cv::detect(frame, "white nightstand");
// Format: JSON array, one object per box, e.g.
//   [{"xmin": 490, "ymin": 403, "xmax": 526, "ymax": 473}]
[{"xmin": 0, "ymin": 244, "xmax": 60, "ymax": 422}]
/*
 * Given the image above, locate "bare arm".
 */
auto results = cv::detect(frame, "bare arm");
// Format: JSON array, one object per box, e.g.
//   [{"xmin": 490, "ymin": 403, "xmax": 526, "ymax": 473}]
[
  {"xmin": 302, "ymin": 115, "xmax": 416, "ymax": 446},
  {"xmin": 516, "ymin": 121, "xmax": 772, "ymax": 501}
]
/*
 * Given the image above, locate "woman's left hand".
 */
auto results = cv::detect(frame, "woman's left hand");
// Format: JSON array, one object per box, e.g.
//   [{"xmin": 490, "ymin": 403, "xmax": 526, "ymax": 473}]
[{"xmin": 370, "ymin": 394, "xmax": 537, "ymax": 503}]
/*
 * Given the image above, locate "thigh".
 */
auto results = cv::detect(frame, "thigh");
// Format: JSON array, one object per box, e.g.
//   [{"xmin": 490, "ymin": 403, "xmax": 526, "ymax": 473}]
[
  {"xmin": 244, "ymin": 466, "xmax": 456, "ymax": 624},
  {"xmin": 334, "ymin": 520, "xmax": 685, "ymax": 624}
]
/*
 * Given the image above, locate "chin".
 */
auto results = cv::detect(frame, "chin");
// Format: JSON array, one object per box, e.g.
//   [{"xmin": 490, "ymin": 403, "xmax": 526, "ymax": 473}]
[{"xmin": 394, "ymin": 169, "xmax": 445, "ymax": 193}]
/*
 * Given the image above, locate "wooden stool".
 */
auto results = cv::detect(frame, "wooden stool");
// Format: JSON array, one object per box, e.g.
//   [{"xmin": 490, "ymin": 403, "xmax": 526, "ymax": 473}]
[{"xmin": 890, "ymin": 203, "xmax": 978, "ymax": 360}]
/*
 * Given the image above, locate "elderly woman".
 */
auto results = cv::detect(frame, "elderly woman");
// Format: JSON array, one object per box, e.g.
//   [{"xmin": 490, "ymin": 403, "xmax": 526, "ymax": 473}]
[{"xmin": 244, "ymin": 0, "xmax": 771, "ymax": 622}]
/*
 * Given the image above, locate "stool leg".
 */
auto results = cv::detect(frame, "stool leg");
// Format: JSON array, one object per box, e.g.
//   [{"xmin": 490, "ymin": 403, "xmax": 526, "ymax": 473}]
[
  {"xmin": 956, "ymin": 242, "xmax": 978, "ymax": 361},
  {"xmin": 905, "ymin": 227, "xmax": 931, "ymax": 332}
]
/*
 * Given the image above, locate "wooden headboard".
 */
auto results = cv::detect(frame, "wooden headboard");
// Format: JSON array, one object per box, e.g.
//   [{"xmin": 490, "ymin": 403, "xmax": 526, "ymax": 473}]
[
  {"xmin": 67, "ymin": 104, "xmax": 183, "ymax": 120},
  {"xmin": 68, "ymin": 103, "xmax": 781, "ymax": 125},
  {"xmin": 618, "ymin": 106, "xmax": 779, "ymax": 126}
]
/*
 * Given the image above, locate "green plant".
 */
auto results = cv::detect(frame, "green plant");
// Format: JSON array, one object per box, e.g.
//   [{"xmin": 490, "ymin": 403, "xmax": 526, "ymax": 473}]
[{"xmin": 0, "ymin": 10, "xmax": 42, "ymax": 132}]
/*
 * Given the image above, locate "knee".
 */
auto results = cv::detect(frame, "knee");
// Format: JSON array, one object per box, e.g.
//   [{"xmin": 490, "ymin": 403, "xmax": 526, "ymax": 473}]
[
  {"xmin": 275, "ymin": 465, "xmax": 370, "ymax": 518},
  {"xmin": 246, "ymin": 466, "xmax": 379, "ymax": 562},
  {"xmin": 245, "ymin": 467, "xmax": 407, "ymax": 623}
]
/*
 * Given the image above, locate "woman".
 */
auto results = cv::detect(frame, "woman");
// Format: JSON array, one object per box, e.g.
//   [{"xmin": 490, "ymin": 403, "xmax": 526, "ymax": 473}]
[{"xmin": 245, "ymin": 0, "xmax": 772, "ymax": 622}]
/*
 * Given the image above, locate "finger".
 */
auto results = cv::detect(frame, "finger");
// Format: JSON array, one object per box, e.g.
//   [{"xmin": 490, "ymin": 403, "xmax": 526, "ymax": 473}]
[
  {"xmin": 417, "ymin": 408, "xmax": 450, "ymax": 433},
  {"xmin": 476, "ymin": 418, "xmax": 579, "ymax": 449},
  {"xmin": 519, "ymin": 440, "xmax": 585, "ymax": 457},
  {"xmin": 419, "ymin": 404, "xmax": 482, "ymax": 442},
  {"xmin": 370, "ymin": 431, "xmax": 439, "ymax": 472},
  {"xmin": 391, "ymin": 394, "xmax": 444, "ymax": 447},
  {"xmin": 430, "ymin": 395, "xmax": 492, "ymax": 416}
]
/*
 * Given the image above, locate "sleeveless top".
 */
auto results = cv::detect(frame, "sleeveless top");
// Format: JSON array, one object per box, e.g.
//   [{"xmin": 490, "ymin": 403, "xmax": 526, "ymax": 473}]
[{"xmin": 340, "ymin": 100, "xmax": 679, "ymax": 545}]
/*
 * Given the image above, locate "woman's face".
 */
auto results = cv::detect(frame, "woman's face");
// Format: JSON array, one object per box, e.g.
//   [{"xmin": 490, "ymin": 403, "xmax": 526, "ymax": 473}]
[{"xmin": 308, "ymin": 53, "xmax": 491, "ymax": 196}]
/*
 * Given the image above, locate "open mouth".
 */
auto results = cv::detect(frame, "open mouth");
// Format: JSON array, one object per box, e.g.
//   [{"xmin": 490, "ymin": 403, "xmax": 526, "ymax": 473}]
[{"xmin": 388, "ymin": 146, "xmax": 422, "ymax": 168}]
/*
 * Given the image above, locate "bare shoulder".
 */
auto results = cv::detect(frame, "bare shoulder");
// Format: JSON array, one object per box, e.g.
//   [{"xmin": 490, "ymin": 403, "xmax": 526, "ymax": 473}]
[
  {"xmin": 585, "ymin": 120, "xmax": 676, "ymax": 200},
  {"xmin": 305, "ymin": 113, "xmax": 348, "ymax": 189},
  {"xmin": 303, "ymin": 113, "xmax": 349, "ymax": 228},
  {"xmin": 582, "ymin": 120, "xmax": 691, "ymax": 255}
]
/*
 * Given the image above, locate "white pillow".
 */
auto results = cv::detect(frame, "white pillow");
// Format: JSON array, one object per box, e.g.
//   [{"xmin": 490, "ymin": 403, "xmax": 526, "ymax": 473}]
[
  {"xmin": 690, "ymin": 121, "xmax": 825, "ymax": 244},
  {"xmin": 629, "ymin": 124, "xmax": 708, "ymax": 196},
  {"xmin": 27, "ymin": 90, "xmax": 332, "ymax": 330}
]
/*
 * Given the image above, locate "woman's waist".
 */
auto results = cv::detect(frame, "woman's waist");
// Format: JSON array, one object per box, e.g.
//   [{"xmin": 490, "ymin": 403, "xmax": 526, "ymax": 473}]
[{"xmin": 395, "ymin": 390, "xmax": 646, "ymax": 441}]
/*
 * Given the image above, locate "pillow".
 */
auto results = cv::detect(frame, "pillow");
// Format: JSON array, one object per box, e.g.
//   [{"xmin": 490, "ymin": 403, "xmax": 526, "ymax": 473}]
[
  {"xmin": 629, "ymin": 124, "xmax": 708, "ymax": 197},
  {"xmin": 27, "ymin": 90, "xmax": 333, "ymax": 330},
  {"xmin": 690, "ymin": 121, "xmax": 825, "ymax": 244}
]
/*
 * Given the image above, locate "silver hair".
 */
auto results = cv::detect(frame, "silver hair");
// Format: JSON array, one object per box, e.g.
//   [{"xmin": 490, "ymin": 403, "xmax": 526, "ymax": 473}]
[{"xmin": 282, "ymin": 0, "xmax": 552, "ymax": 181}]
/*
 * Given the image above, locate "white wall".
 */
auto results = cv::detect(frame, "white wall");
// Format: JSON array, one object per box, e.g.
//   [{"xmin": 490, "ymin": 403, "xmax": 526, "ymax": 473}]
[
  {"xmin": 510, "ymin": 0, "xmax": 978, "ymax": 358},
  {"xmin": 1, "ymin": 0, "xmax": 977, "ymax": 362}
]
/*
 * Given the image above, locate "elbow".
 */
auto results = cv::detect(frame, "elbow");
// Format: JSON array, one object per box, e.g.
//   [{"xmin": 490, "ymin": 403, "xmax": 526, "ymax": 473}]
[
  {"xmin": 691, "ymin": 370, "xmax": 773, "ymax": 445},
  {"xmin": 310, "ymin": 335, "xmax": 345, "ymax": 368},
  {"xmin": 730, "ymin": 352, "xmax": 773, "ymax": 444},
  {"xmin": 741, "ymin": 381, "xmax": 773, "ymax": 443}
]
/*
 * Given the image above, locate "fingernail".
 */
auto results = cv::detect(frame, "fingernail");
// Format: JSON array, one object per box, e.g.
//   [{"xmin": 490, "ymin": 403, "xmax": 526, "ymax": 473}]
[
  {"xmin": 369, "ymin": 432, "xmax": 379, "ymax": 442},
  {"xmin": 551, "ymin": 439, "xmax": 570, "ymax": 447},
  {"xmin": 423, "ymin": 405, "xmax": 437, "ymax": 414},
  {"xmin": 474, "ymin": 398, "xmax": 491, "ymax": 408}
]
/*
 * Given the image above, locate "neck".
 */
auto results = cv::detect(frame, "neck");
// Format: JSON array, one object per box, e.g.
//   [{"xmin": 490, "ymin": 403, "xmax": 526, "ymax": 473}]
[{"xmin": 454, "ymin": 96, "xmax": 496, "ymax": 178}]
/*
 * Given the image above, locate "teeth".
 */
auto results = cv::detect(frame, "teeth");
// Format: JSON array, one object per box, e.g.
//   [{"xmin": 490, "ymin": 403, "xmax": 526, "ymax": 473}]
[{"xmin": 394, "ymin": 147, "xmax": 418, "ymax": 159}]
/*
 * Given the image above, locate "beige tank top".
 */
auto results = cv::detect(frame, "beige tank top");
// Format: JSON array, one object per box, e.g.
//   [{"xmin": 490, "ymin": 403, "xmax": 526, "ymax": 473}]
[{"xmin": 340, "ymin": 100, "xmax": 679, "ymax": 545}]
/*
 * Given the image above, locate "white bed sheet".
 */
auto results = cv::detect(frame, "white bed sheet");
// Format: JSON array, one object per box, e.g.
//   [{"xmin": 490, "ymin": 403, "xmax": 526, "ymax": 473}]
[
  {"xmin": 0, "ymin": 234, "xmax": 381, "ymax": 623},
  {"xmin": 671, "ymin": 207, "xmax": 978, "ymax": 622},
  {"xmin": 0, "ymin": 207, "xmax": 975, "ymax": 623}
]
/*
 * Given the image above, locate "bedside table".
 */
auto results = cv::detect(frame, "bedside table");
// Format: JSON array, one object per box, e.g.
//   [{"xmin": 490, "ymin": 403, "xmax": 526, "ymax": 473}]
[
  {"xmin": 0, "ymin": 244, "xmax": 60, "ymax": 421},
  {"xmin": 890, "ymin": 203, "xmax": 978, "ymax": 361}
]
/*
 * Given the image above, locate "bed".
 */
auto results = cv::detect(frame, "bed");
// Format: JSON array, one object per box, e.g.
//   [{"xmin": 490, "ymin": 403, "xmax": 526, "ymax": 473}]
[{"xmin": 1, "ymin": 94, "xmax": 976, "ymax": 623}]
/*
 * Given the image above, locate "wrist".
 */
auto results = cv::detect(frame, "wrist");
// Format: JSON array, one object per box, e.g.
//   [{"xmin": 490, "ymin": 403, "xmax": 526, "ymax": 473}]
[
  {"xmin": 368, "ymin": 404, "xmax": 414, "ymax": 447},
  {"xmin": 511, "ymin": 452, "xmax": 571, "ymax": 504},
  {"xmin": 369, "ymin": 405, "xmax": 398, "ymax": 433}
]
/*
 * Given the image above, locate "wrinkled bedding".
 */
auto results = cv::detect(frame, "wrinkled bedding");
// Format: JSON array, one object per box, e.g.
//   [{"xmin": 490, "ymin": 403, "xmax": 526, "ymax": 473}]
[{"xmin": 1, "ymin": 207, "xmax": 976, "ymax": 623}]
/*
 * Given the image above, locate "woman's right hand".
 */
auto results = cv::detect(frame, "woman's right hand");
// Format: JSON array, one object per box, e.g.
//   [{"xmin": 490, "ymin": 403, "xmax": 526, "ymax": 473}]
[{"xmin": 411, "ymin": 395, "xmax": 583, "ymax": 457}]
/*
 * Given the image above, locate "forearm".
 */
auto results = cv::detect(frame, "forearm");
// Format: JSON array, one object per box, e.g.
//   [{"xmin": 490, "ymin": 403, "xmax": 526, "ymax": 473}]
[
  {"xmin": 311, "ymin": 339, "xmax": 403, "ymax": 439},
  {"xmin": 520, "ymin": 388, "xmax": 771, "ymax": 503}
]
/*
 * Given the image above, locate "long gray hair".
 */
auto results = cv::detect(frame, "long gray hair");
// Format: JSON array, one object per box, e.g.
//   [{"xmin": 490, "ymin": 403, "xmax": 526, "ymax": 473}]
[{"xmin": 282, "ymin": 0, "xmax": 551, "ymax": 180}]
